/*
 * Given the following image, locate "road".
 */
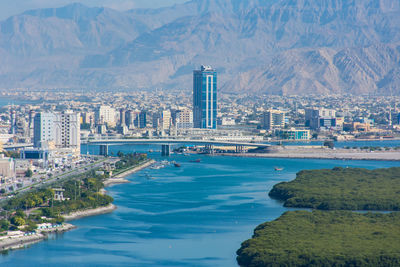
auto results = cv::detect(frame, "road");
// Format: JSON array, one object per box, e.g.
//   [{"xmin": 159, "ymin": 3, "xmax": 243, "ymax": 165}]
[{"xmin": 0, "ymin": 156, "xmax": 119, "ymax": 203}]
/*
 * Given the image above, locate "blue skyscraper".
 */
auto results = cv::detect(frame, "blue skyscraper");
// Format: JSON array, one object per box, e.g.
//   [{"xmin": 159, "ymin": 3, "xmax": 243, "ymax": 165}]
[{"xmin": 193, "ymin": 65, "xmax": 217, "ymax": 129}]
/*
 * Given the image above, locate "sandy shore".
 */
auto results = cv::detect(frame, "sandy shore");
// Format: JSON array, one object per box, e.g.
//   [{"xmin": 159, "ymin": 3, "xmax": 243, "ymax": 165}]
[
  {"xmin": 104, "ymin": 159, "xmax": 155, "ymax": 186},
  {"xmin": 0, "ymin": 223, "xmax": 76, "ymax": 251},
  {"xmin": 222, "ymin": 150, "xmax": 400, "ymax": 161},
  {"xmin": 62, "ymin": 204, "xmax": 117, "ymax": 221}
]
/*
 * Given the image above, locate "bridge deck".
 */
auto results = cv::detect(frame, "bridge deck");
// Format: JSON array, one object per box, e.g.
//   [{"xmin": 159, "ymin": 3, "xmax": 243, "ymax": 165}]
[{"xmin": 84, "ymin": 139, "xmax": 270, "ymax": 147}]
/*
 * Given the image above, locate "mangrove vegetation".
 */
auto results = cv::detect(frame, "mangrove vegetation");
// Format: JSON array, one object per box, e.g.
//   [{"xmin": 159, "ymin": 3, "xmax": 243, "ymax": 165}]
[{"xmin": 269, "ymin": 167, "xmax": 400, "ymax": 210}]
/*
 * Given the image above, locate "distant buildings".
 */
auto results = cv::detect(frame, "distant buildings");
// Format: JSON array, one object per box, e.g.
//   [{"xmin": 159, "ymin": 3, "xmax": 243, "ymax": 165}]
[
  {"xmin": 174, "ymin": 108, "xmax": 193, "ymax": 129},
  {"xmin": 33, "ymin": 111, "xmax": 80, "ymax": 154},
  {"xmin": 125, "ymin": 110, "xmax": 146, "ymax": 129},
  {"xmin": 262, "ymin": 109, "xmax": 285, "ymax": 130},
  {"xmin": 54, "ymin": 111, "xmax": 80, "ymax": 153},
  {"xmin": 280, "ymin": 129, "xmax": 310, "ymax": 140},
  {"xmin": 193, "ymin": 65, "xmax": 217, "ymax": 129},
  {"xmin": 305, "ymin": 108, "xmax": 336, "ymax": 130},
  {"xmin": 153, "ymin": 110, "xmax": 172, "ymax": 131},
  {"xmin": 138, "ymin": 112, "xmax": 147, "ymax": 128},
  {"xmin": 95, "ymin": 105, "xmax": 116, "ymax": 127},
  {"xmin": 33, "ymin": 112, "xmax": 55, "ymax": 148},
  {"xmin": 0, "ymin": 155, "xmax": 15, "ymax": 181}
]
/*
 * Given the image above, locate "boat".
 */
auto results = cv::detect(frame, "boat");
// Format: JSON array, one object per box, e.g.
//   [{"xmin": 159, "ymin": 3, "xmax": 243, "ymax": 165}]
[
  {"xmin": 274, "ymin": 167, "xmax": 284, "ymax": 171},
  {"xmin": 174, "ymin": 163, "xmax": 181, "ymax": 167},
  {"xmin": 190, "ymin": 159, "xmax": 201, "ymax": 163}
]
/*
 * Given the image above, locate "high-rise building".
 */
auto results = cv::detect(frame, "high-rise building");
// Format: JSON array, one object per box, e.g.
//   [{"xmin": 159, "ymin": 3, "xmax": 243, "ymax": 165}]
[
  {"xmin": 305, "ymin": 108, "xmax": 336, "ymax": 130},
  {"xmin": 33, "ymin": 112, "xmax": 55, "ymax": 147},
  {"xmin": 125, "ymin": 110, "xmax": 136, "ymax": 128},
  {"xmin": 262, "ymin": 110, "xmax": 286, "ymax": 130},
  {"xmin": 95, "ymin": 105, "xmax": 116, "ymax": 127},
  {"xmin": 34, "ymin": 111, "xmax": 80, "ymax": 154},
  {"xmin": 28, "ymin": 110, "xmax": 36, "ymax": 138},
  {"xmin": 153, "ymin": 110, "xmax": 172, "ymax": 130},
  {"xmin": 139, "ymin": 112, "xmax": 147, "ymax": 128},
  {"xmin": 175, "ymin": 108, "xmax": 193, "ymax": 129},
  {"xmin": 193, "ymin": 65, "xmax": 217, "ymax": 129},
  {"xmin": 9, "ymin": 110, "xmax": 16, "ymax": 134},
  {"xmin": 119, "ymin": 109, "xmax": 126, "ymax": 127},
  {"xmin": 54, "ymin": 111, "xmax": 81, "ymax": 153}
]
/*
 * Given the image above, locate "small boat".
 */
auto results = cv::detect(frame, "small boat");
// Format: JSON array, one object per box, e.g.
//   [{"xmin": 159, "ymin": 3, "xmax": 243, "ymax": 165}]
[
  {"xmin": 274, "ymin": 167, "xmax": 284, "ymax": 171},
  {"xmin": 174, "ymin": 163, "xmax": 181, "ymax": 167},
  {"xmin": 190, "ymin": 159, "xmax": 201, "ymax": 163}
]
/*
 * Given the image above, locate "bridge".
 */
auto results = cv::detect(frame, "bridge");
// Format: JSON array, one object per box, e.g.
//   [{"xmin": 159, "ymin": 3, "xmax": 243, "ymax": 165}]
[
  {"xmin": 83, "ymin": 138, "xmax": 271, "ymax": 156},
  {"xmin": 3, "ymin": 143, "xmax": 33, "ymax": 150}
]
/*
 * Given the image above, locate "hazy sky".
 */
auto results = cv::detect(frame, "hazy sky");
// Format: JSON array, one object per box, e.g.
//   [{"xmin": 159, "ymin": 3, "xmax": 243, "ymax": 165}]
[{"xmin": 0, "ymin": 0, "xmax": 189, "ymax": 20}]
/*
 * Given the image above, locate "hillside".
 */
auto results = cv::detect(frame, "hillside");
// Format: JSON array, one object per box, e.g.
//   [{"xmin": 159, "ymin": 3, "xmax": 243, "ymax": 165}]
[{"xmin": 0, "ymin": 0, "xmax": 399, "ymax": 94}]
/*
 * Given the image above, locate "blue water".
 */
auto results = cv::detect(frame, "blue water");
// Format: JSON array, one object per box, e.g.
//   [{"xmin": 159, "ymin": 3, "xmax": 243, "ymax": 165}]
[{"xmin": 1, "ymin": 146, "xmax": 400, "ymax": 266}]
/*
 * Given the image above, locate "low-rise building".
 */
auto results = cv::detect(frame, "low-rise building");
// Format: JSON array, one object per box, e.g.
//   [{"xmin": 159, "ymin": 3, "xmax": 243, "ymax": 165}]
[{"xmin": 280, "ymin": 129, "xmax": 310, "ymax": 140}]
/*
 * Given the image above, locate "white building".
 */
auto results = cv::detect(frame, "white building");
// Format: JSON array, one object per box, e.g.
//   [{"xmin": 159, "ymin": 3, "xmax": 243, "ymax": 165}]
[
  {"xmin": 54, "ymin": 111, "xmax": 81, "ymax": 154},
  {"xmin": 153, "ymin": 110, "xmax": 172, "ymax": 130},
  {"xmin": 95, "ymin": 106, "xmax": 116, "ymax": 127},
  {"xmin": 33, "ymin": 111, "xmax": 81, "ymax": 155},
  {"xmin": 0, "ymin": 155, "xmax": 15, "ymax": 181}
]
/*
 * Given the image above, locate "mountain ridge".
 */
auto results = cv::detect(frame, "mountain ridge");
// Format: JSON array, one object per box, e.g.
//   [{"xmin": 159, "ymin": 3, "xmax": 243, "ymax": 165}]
[{"xmin": 0, "ymin": 0, "xmax": 399, "ymax": 95}]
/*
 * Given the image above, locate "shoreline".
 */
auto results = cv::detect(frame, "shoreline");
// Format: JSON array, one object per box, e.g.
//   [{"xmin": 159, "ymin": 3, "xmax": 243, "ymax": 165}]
[
  {"xmin": 0, "ymin": 159, "xmax": 156, "ymax": 252},
  {"xmin": 104, "ymin": 159, "xmax": 156, "ymax": 186},
  {"xmin": 0, "ymin": 223, "xmax": 76, "ymax": 252},
  {"xmin": 62, "ymin": 204, "xmax": 117, "ymax": 221},
  {"xmin": 216, "ymin": 151, "xmax": 400, "ymax": 161}
]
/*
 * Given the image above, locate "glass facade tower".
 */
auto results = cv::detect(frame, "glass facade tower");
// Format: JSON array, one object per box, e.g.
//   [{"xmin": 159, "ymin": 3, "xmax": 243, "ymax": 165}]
[{"xmin": 193, "ymin": 65, "xmax": 217, "ymax": 129}]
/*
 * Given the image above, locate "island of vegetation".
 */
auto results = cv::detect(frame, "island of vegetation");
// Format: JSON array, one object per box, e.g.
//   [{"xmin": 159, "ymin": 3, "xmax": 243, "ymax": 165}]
[
  {"xmin": 237, "ymin": 210, "xmax": 400, "ymax": 267},
  {"xmin": 237, "ymin": 167, "xmax": 400, "ymax": 266},
  {"xmin": 269, "ymin": 167, "xmax": 400, "ymax": 211},
  {"xmin": 0, "ymin": 152, "xmax": 149, "ymax": 251}
]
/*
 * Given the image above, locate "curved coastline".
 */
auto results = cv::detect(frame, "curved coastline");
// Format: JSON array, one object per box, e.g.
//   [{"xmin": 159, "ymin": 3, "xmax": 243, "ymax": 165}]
[
  {"xmin": 220, "ymin": 151, "xmax": 400, "ymax": 161},
  {"xmin": 0, "ymin": 159, "xmax": 155, "ymax": 252},
  {"xmin": 62, "ymin": 204, "xmax": 117, "ymax": 221},
  {"xmin": 0, "ymin": 223, "xmax": 76, "ymax": 252},
  {"xmin": 104, "ymin": 159, "xmax": 155, "ymax": 187}
]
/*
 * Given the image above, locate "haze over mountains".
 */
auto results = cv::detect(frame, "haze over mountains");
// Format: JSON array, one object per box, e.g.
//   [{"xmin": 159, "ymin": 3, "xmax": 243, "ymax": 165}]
[{"xmin": 0, "ymin": 0, "xmax": 399, "ymax": 95}]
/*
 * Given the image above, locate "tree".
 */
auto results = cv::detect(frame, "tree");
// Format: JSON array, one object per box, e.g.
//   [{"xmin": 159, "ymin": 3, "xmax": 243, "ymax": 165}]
[
  {"xmin": 324, "ymin": 141, "xmax": 335, "ymax": 149},
  {"xmin": 0, "ymin": 220, "xmax": 9, "ymax": 231},
  {"xmin": 312, "ymin": 133, "xmax": 318, "ymax": 139},
  {"xmin": 25, "ymin": 169, "xmax": 33, "ymax": 178},
  {"xmin": 11, "ymin": 216, "xmax": 25, "ymax": 226}
]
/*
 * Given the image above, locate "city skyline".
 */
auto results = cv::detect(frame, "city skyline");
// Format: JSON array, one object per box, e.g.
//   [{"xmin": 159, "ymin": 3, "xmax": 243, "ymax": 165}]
[{"xmin": 0, "ymin": 0, "xmax": 399, "ymax": 265}]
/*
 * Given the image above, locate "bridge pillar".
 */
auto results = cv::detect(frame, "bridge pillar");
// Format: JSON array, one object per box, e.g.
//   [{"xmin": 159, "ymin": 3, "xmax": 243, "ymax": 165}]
[
  {"xmin": 236, "ymin": 145, "xmax": 245, "ymax": 154},
  {"xmin": 100, "ymin": 145, "xmax": 109, "ymax": 157},
  {"xmin": 205, "ymin": 144, "xmax": 215, "ymax": 154},
  {"xmin": 161, "ymin": 145, "xmax": 170, "ymax": 156}
]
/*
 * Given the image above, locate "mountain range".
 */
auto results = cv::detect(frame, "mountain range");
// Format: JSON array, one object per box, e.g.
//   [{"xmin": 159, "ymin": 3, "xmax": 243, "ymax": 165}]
[{"xmin": 0, "ymin": 0, "xmax": 399, "ymax": 95}]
